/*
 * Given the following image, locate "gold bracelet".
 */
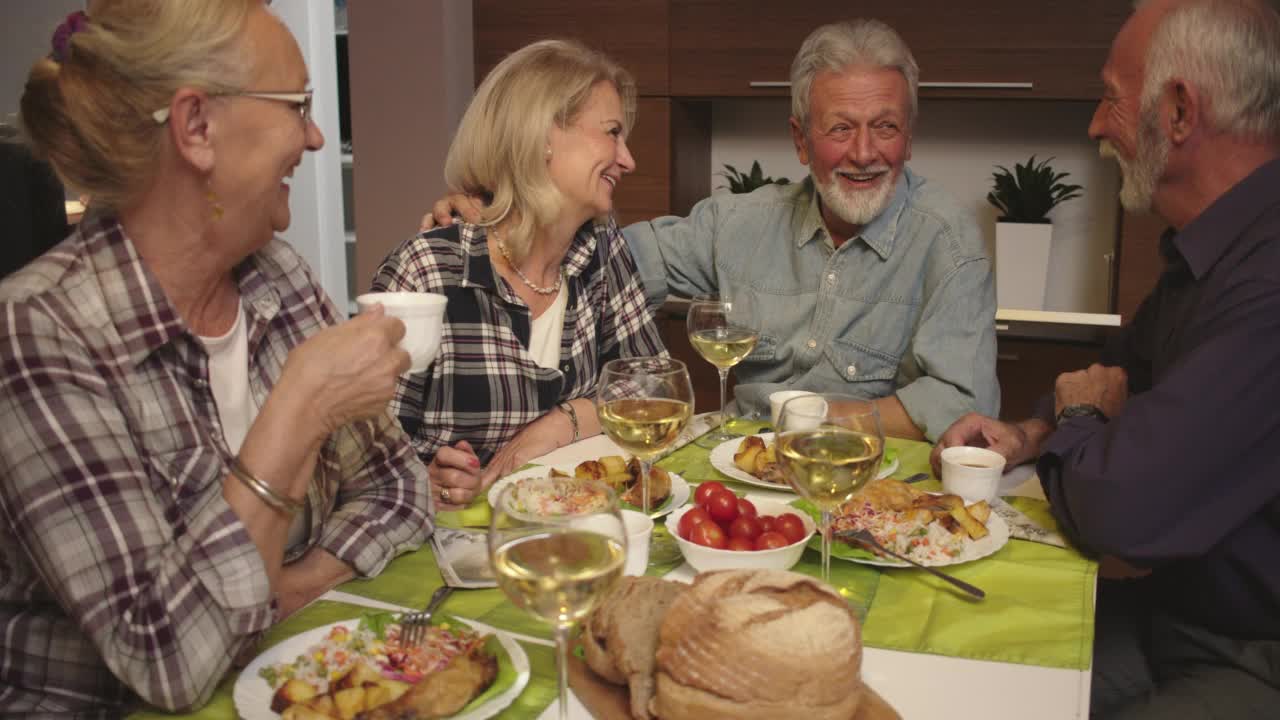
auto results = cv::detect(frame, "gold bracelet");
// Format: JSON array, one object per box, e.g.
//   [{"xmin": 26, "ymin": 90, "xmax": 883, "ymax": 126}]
[{"xmin": 229, "ymin": 457, "xmax": 304, "ymax": 516}]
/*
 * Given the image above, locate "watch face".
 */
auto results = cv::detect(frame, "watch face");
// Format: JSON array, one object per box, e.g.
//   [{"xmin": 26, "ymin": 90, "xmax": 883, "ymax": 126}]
[{"xmin": 1058, "ymin": 404, "xmax": 1106, "ymax": 423}]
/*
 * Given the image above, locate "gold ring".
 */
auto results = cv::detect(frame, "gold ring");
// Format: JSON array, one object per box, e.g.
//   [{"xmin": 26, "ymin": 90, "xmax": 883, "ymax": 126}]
[{"xmin": 440, "ymin": 487, "xmax": 451, "ymax": 503}]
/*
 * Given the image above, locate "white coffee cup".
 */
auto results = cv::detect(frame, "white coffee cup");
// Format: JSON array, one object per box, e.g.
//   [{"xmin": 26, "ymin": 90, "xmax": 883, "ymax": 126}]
[
  {"xmin": 940, "ymin": 446, "xmax": 1007, "ymax": 502},
  {"xmin": 620, "ymin": 509, "xmax": 654, "ymax": 576},
  {"xmin": 771, "ymin": 390, "xmax": 827, "ymax": 430},
  {"xmin": 355, "ymin": 291, "xmax": 448, "ymax": 373}
]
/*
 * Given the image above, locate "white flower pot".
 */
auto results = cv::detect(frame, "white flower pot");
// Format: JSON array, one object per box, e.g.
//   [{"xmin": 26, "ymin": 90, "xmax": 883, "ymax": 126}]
[{"xmin": 995, "ymin": 222, "xmax": 1053, "ymax": 310}]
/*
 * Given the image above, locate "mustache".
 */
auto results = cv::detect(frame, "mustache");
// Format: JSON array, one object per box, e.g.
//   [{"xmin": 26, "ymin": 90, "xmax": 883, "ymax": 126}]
[
  {"xmin": 1098, "ymin": 140, "xmax": 1118, "ymax": 159},
  {"xmin": 834, "ymin": 166, "xmax": 892, "ymax": 178}
]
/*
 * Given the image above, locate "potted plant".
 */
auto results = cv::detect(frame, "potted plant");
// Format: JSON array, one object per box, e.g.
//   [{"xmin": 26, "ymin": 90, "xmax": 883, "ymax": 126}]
[
  {"xmin": 718, "ymin": 161, "xmax": 789, "ymax": 194},
  {"xmin": 986, "ymin": 156, "xmax": 1083, "ymax": 310}
]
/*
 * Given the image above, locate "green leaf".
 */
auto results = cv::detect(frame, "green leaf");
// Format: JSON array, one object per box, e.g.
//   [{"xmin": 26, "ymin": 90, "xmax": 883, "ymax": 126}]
[{"xmin": 988, "ymin": 154, "xmax": 1083, "ymax": 223}]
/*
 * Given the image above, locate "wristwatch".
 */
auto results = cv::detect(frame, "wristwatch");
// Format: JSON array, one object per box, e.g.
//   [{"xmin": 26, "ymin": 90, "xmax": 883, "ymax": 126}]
[{"xmin": 1055, "ymin": 403, "xmax": 1108, "ymax": 425}]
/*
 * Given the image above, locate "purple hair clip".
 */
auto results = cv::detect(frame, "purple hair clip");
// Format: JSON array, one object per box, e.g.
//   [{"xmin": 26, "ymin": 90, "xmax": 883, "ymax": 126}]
[{"xmin": 51, "ymin": 11, "xmax": 89, "ymax": 63}]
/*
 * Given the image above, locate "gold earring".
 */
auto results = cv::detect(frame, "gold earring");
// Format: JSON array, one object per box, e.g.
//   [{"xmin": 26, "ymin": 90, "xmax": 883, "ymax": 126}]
[{"xmin": 206, "ymin": 184, "xmax": 224, "ymax": 221}]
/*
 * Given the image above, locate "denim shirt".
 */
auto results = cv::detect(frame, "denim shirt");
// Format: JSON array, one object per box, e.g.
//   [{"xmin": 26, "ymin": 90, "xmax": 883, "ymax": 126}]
[{"xmin": 622, "ymin": 168, "xmax": 999, "ymax": 440}]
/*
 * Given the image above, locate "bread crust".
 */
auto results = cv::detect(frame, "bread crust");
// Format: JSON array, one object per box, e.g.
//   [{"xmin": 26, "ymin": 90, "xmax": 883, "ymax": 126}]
[
  {"xmin": 582, "ymin": 576, "xmax": 686, "ymax": 719},
  {"xmin": 654, "ymin": 569, "xmax": 864, "ymax": 718}
]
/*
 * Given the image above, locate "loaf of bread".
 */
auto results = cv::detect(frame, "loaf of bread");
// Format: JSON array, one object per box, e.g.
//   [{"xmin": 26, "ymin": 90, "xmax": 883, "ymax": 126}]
[
  {"xmin": 582, "ymin": 576, "xmax": 686, "ymax": 719},
  {"xmin": 652, "ymin": 569, "xmax": 864, "ymax": 720}
]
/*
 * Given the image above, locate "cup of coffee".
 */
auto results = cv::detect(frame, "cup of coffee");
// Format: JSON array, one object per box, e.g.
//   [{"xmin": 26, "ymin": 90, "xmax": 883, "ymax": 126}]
[
  {"xmin": 620, "ymin": 509, "xmax": 654, "ymax": 576},
  {"xmin": 770, "ymin": 390, "xmax": 824, "ymax": 429},
  {"xmin": 355, "ymin": 291, "xmax": 448, "ymax": 373},
  {"xmin": 939, "ymin": 446, "xmax": 1007, "ymax": 502}
]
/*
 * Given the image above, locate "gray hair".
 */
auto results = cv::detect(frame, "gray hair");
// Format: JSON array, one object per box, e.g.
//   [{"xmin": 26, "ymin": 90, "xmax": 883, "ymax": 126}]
[
  {"xmin": 789, "ymin": 19, "xmax": 920, "ymax": 130},
  {"xmin": 1141, "ymin": 0, "xmax": 1280, "ymax": 141}
]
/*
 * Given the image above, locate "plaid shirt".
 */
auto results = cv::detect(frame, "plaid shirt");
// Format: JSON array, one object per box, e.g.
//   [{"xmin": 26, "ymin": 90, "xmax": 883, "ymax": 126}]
[
  {"xmin": 370, "ymin": 219, "xmax": 665, "ymax": 464},
  {"xmin": 0, "ymin": 217, "xmax": 431, "ymax": 716}
]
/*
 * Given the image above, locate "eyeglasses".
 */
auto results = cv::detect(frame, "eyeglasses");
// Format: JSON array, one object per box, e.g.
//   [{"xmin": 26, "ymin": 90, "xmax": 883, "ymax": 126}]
[{"xmin": 151, "ymin": 90, "xmax": 314, "ymax": 124}]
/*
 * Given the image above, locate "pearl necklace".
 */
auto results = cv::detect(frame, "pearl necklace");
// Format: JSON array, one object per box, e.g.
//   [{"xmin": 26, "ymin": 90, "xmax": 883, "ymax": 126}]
[{"xmin": 493, "ymin": 231, "xmax": 563, "ymax": 296}]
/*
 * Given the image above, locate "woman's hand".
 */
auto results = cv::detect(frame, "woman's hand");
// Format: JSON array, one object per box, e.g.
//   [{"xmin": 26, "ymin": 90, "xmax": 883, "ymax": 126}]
[
  {"xmin": 475, "ymin": 409, "xmax": 577, "ymax": 491},
  {"xmin": 429, "ymin": 440, "xmax": 484, "ymax": 509},
  {"xmin": 278, "ymin": 306, "xmax": 410, "ymax": 449}
]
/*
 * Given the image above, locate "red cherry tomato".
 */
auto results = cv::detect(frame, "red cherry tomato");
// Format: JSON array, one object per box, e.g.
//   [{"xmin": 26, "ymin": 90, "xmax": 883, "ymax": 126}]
[
  {"xmin": 726, "ymin": 535, "xmax": 755, "ymax": 552},
  {"xmin": 755, "ymin": 531, "xmax": 790, "ymax": 550},
  {"xmin": 735, "ymin": 498, "xmax": 758, "ymax": 519},
  {"xmin": 775, "ymin": 513, "xmax": 808, "ymax": 545},
  {"xmin": 694, "ymin": 481, "xmax": 728, "ymax": 509},
  {"xmin": 729, "ymin": 514, "xmax": 763, "ymax": 541},
  {"xmin": 678, "ymin": 507, "xmax": 712, "ymax": 540},
  {"xmin": 705, "ymin": 489, "xmax": 740, "ymax": 525},
  {"xmin": 758, "ymin": 515, "xmax": 777, "ymax": 533},
  {"xmin": 690, "ymin": 520, "xmax": 728, "ymax": 549}
]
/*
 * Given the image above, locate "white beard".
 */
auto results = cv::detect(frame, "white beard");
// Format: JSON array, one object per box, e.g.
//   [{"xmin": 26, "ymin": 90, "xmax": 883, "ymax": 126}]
[
  {"xmin": 1100, "ymin": 110, "xmax": 1169, "ymax": 213},
  {"xmin": 813, "ymin": 167, "xmax": 897, "ymax": 228}
]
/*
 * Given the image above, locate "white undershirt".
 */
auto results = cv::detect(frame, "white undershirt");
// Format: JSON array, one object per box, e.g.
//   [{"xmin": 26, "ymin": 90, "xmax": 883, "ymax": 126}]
[
  {"xmin": 199, "ymin": 303, "xmax": 308, "ymax": 549},
  {"xmin": 527, "ymin": 278, "xmax": 569, "ymax": 369}
]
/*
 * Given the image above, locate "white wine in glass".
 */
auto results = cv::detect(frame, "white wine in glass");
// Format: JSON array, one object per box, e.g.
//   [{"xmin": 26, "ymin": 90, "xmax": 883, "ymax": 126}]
[
  {"xmin": 489, "ymin": 479, "xmax": 626, "ymax": 720},
  {"xmin": 776, "ymin": 394, "xmax": 884, "ymax": 585},
  {"xmin": 686, "ymin": 295, "xmax": 758, "ymax": 445},
  {"xmin": 595, "ymin": 357, "xmax": 693, "ymax": 514}
]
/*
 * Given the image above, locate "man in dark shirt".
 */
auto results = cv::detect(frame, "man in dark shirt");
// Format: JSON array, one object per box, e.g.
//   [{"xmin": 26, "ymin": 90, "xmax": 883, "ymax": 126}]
[{"xmin": 933, "ymin": 0, "xmax": 1280, "ymax": 717}]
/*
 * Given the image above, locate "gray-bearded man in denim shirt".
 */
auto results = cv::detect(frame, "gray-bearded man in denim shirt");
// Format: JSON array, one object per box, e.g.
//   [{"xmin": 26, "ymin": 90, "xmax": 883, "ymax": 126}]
[
  {"xmin": 623, "ymin": 20, "xmax": 999, "ymax": 441},
  {"xmin": 421, "ymin": 19, "xmax": 998, "ymax": 441}
]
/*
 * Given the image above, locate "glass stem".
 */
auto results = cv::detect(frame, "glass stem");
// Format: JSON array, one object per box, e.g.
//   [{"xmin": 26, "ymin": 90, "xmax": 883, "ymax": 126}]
[
  {"xmin": 639, "ymin": 458, "xmax": 652, "ymax": 514},
  {"xmin": 554, "ymin": 622, "xmax": 571, "ymax": 720},
  {"xmin": 821, "ymin": 509, "xmax": 833, "ymax": 583},
  {"xmin": 717, "ymin": 367, "xmax": 729, "ymax": 429}
]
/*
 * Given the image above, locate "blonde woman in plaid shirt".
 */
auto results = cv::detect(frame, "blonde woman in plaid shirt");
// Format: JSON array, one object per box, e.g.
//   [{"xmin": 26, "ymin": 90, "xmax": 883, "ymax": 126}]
[
  {"xmin": 372, "ymin": 40, "xmax": 665, "ymax": 510},
  {"xmin": 0, "ymin": 2, "xmax": 431, "ymax": 715}
]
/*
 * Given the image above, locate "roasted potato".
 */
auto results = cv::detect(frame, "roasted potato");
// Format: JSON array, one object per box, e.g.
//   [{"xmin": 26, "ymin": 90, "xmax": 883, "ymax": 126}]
[
  {"xmin": 949, "ymin": 506, "xmax": 990, "ymax": 540},
  {"xmin": 965, "ymin": 501, "xmax": 991, "ymax": 524},
  {"xmin": 332, "ymin": 687, "xmax": 365, "ymax": 720},
  {"xmin": 282, "ymin": 704, "xmax": 334, "ymax": 720},
  {"xmin": 272, "ymin": 679, "xmax": 320, "ymax": 713}
]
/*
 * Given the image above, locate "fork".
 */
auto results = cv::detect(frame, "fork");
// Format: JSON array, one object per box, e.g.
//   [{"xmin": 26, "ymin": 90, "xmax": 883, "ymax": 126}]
[
  {"xmin": 400, "ymin": 585, "xmax": 454, "ymax": 648},
  {"xmin": 838, "ymin": 529, "xmax": 986, "ymax": 599}
]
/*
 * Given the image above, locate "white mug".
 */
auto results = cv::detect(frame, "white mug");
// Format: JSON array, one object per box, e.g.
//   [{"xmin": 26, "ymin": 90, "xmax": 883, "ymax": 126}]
[
  {"xmin": 620, "ymin": 510, "xmax": 654, "ymax": 576},
  {"xmin": 940, "ymin": 446, "xmax": 1007, "ymax": 502},
  {"xmin": 355, "ymin": 291, "xmax": 448, "ymax": 373},
  {"xmin": 770, "ymin": 390, "xmax": 820, "ymax": 428}
]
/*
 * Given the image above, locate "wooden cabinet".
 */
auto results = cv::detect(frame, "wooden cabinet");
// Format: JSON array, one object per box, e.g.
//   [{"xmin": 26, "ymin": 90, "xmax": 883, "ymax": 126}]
[
  {"xmin": 668, "ymin": 0, "xmax": 1127, "ymax": 100},
  {"xmin": 1113, "ymin": 210, "xmax": 1167, "ymax": 321},
  {"xmin": 473, "ymin": 0, "xmax": 670, "ymax": 95},
  {"xmin": 996, "ymin": 337, "xmax": 1104, "ymax": 421}
]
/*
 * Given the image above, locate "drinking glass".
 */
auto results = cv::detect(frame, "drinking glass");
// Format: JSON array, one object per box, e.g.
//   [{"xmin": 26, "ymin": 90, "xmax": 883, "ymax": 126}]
[
  {"xmin": 776, "ymin": 394, "xmax": 884, "ymax": 583},
  {"xmin": 489, "ymin": 478, "xmax": 627, "ymax": 720},
  {"xmin": 594, "ymin": 357, "xmax": 694, "ymax": 514},
  {"xmin": 686, "ymin": 294, "xmax": 759, "ymax": 445}
]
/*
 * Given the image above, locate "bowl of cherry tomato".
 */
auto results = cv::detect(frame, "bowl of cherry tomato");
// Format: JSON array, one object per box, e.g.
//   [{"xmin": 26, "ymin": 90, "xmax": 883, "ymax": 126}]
[{"xmin": 668, "ymin": 481, "xmax": 816, "ymax": 572}]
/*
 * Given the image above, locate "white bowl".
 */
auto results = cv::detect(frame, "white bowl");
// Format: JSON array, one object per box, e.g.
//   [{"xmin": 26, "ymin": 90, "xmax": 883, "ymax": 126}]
[{"xmin": 668, "ymin": 497, "xmax": 816, "ymax": 572}]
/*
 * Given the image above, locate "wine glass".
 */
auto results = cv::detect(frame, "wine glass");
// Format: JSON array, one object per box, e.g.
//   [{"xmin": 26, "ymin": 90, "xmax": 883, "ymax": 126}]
[
  {"xmin": 489, "ymin": 478, "xmax": 627, "ymax": 720},
  {"xmin": 776, "ymin": 393, "xmax": 884, "ymax": 584},
  {"xmin": 686, "ymin": 294, "xmax": 759, "ymax": 445},
  {"xmin": 594, "ymin": 357, "xmax": 694, "ymax": 514}
]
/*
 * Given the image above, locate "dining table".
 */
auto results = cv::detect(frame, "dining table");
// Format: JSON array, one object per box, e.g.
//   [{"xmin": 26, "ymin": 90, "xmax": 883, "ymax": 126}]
[{"xmin": 129, "ymin": 421, "xmax": 1098, "ymax": 720}]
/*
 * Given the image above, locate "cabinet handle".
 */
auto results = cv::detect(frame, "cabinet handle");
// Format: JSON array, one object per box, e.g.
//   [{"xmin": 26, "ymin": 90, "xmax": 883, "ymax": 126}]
[
  {"xmin": 995, "ymin": 323, "xmax": 1010, "ymax": 331},
  {"xmin": 748, "ymin": 81, "xmax": 1034, "ymax": 90},
  {"xmin": 997, "ymin": 353, "xmax": 1021, "ymax": 362}
]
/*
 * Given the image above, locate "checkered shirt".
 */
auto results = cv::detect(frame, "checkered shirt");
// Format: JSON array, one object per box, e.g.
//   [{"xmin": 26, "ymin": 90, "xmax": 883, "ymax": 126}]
[
  {"xmin": 0, "ymin": 217, "xmax": 431, "ymax": 715},
  {"xmin": 370, "ymin": 219, "xmax": 666, "ymax": 464}
]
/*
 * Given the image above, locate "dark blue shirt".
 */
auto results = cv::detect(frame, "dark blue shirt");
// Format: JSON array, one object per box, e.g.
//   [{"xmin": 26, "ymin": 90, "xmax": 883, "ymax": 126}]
[{"xmin": 1038, "ymin": 158, "xmax": 1280, "ymax": 640}]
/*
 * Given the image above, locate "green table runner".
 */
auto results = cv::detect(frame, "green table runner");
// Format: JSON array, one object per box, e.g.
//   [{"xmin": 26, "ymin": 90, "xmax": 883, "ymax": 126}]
[
  {"xmin": 130, "ymin": 431, "xmax": 1096, "ymax": 719},
  {"xmin": 127, "ymin": 600, "xmax": 558, "ymax": 720}
]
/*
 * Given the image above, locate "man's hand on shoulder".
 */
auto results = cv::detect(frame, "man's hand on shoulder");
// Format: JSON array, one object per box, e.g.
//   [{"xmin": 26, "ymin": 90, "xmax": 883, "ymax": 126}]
[{"xmin": 419, "ymin": 193, "xmax": 486, "ymax": 232}]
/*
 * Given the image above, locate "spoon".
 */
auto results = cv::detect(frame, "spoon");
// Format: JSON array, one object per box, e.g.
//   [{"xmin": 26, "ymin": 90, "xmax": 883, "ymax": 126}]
[{"xmin": 837, "ymin": 529, "xmax": 986, "ymax": 599}]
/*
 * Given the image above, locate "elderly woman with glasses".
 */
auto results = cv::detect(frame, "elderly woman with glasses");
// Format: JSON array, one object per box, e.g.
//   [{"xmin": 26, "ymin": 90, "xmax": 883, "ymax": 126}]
[
  {"xmin": 0, "ymin": 1, "xmax": 430, "ymax": 714},
  {"xmin": 369, "ymin": 40, "xmax": 665, "ymax": 510}
]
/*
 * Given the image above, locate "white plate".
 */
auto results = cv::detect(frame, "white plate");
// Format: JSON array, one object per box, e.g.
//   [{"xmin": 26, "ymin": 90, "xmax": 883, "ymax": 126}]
[
  {"xmin": 708, "ymin": 433, "xmax": 899, "ymax": 491},
  {"xmin": 487, "ymin": 465, "xmax": 690, "ymax": 518},
  {"xmin": 821, "ymin": 497, "xmax": 1011, "ymax": 568},
  {"xmin": 233, "ymin": 616, "xmax": 530, "ymax": 720}
]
